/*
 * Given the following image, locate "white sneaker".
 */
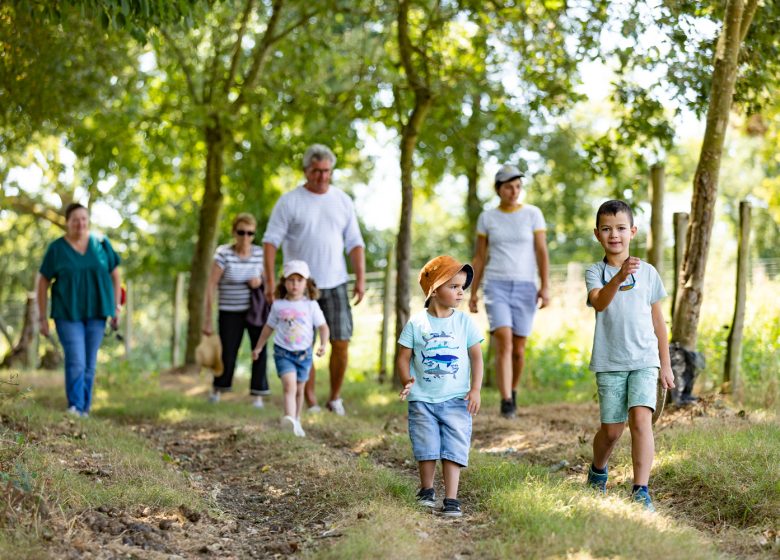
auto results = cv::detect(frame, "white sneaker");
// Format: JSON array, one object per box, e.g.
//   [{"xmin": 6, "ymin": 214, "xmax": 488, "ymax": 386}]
[
  {"xmin": 307, "ymin": 405, "xmax": 322, "ymax": 414},
  {"xmin": 208, "ymin": 391, "xmax": 220, "ymax": 403},
  {"xmin": 327, "ymin": 399, "xmax": 346, "ymax": 416},
  {"xmin": 252, "ymin": 396, "xmax": 264, "ymax": 408},
  {"xmin": 280, "ymin": 416, "xmax": 296, "ymax": 432},
  {"xmin": 67, "ymin": 406, "xmax": 81, "ymax": 417},
  {"xmin": 293, "ymin": 419, "xmax": 306, "ymax": 437}
]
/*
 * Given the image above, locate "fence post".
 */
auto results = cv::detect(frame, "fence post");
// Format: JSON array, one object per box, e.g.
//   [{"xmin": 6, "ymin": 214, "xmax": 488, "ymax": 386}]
[
  {"xmin": 124, "ymin": 280, "xmax": 133, "ymax": 359},
  {"xmin": 648, "ymin": 163, "xmax": 665, "ymax": 277},
  {"xmin": 671, "ymin": 212, "xmax": 689, "ymax": 320},
  {"xmin": 378, "ymin": 247, "xmax": 395, "ymax": 384},
  {"xmin": 723, "ymin": 201, "xmax": 751, "ymax": 398},
  {"xmin": 171, "ymin": 272, "xmax": 185, "ymax": 367}
]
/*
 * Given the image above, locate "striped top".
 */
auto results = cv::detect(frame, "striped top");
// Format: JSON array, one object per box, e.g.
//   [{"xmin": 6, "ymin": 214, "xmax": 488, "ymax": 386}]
[{"xmin": 214, "ymin": 244, "xmax": 264, "ymax": 312}]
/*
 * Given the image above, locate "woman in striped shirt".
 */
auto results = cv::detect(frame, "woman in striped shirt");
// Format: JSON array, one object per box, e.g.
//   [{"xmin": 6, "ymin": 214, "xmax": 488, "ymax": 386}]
[{"xmin": 203, "ymin": 213, "xmax": 269, "ymax": 406}]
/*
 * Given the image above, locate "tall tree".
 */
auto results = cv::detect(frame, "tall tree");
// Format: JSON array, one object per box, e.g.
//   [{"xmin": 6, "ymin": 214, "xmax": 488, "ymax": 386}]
[
  {"xmin": 671, "ymin": 0, "xmax": 760, "ymax": 348},
  {"xmin": 152, "ymin": 0, "xmax": 381, "ymax": 363}
]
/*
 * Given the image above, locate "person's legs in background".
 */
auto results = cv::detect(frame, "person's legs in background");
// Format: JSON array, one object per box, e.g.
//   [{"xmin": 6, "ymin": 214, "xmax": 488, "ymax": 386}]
[
  {"xmin": 247, "ymin": 322, "xmax": 270, "ymax": 406},
  {"xmin": 55, "ymin": 319, "xmax": 87, "ymax": 413},
  {"xmin": 82, "ymin": 318, "xmax": 106, "ymax": 414},
  {"xmin": 213, "ymin": 311, "xmax": 244, "ymax": 396}
]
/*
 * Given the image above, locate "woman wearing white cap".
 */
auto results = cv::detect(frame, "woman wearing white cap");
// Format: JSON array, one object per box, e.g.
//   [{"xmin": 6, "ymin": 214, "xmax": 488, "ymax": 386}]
[
  {"xmin": 252, "ymin": 260, "xmax": 329, "ymax": 437},
  {"xmin": 469, "ymin": 164, "xmax": 550, "ymax": 418}
]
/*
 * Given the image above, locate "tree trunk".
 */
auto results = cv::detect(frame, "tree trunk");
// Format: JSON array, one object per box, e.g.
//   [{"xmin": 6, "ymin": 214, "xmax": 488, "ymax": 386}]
[
  {"xmin": 185, "ymin": 121, "xmax": 226, "ymax": 364},
  {"xmin": 394, "ymin": 97, "xmax": 432, "ymax": 369},
  {"xmin": 671, "ymin": 0, "xmax": 756, "ymax": 349},
  {"xmin": 1, "ymin": 292, "xmax": 38, "ymax": 369},
  {"xmin": 393, "ymin": 0, "xmax": 434, "ymax": 382},
  {"xmin": 723, "ymin": 201, "xmax": 751, "ymax": 397},
  {"xmin": 464, "ymin": 97, "xmax": 482, "ymax": 248},
  {"xmin": 465, "ymin": 147, "xmax": 481, "ymax": 250},
  {"xmin": 671, "ymin": 212, "xmax": 689, "ymax": 321},
  {"xmin": 647, "ymin": 163, "xmax": 665, "ymax": 276}
]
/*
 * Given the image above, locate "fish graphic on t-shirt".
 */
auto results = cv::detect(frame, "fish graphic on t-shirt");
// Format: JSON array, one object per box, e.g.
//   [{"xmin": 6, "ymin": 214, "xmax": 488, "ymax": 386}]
[
  {"xmin": 424, "ymin": 366, "xmax": 457, "ymax": 379},
  {"xmin": 421, "ymin": 351, "xmax": 458, "ymax": 368},
  {"xmin": 422, "ymin": 331, "xmax": 454, "ymax": 343},
  {"xmin": 425, "ymin": 342, "xmax": 457, "ymax": 351}
]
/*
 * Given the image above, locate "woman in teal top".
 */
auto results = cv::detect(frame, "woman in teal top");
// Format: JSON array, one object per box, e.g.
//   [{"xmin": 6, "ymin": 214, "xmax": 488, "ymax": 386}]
[{"xmin": 37, "ymin": 203, "xmax": 122, "ymax": 417}]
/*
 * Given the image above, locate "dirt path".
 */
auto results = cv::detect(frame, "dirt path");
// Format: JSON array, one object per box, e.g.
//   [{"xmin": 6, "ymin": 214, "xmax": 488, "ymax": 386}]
[{"xmin": 11, "ymin": 372, "xmax": 771, "ymax": 559}]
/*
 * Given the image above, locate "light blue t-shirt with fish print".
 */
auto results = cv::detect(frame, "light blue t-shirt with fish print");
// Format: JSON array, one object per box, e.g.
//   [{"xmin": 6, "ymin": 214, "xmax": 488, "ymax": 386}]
[{"xmin": 398, "ymin": 309, "xmax": 484, "ymax": 403}]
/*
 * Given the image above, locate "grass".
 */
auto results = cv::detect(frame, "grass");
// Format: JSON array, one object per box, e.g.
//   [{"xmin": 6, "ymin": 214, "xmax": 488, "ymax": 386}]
[
  {"xmin": 652, "ymin": 420, "xmax": 780, "ymax": 527},
  {"xmin": 2, "ymin": 366, "xmax": 778, "ymax": 559}
]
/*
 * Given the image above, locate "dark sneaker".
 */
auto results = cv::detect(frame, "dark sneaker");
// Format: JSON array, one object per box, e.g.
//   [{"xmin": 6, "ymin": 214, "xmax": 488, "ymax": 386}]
[
  {"xmin": 415, "ymin": 487, "xmax": 436, "ymax": 508},
  {"xmin": 441, "ymin": 498, "xmax": 462, "ymax": 517},
  {"xmin": 511, "ymin": 390, "xmax": 517, "ymax": 408},
  {"xmin": 587, "ymin": 465, "xmax": 608, "ymax": 493},
  {"xmin": 500, "ymin": 399, "xmax": 516, "ymax": 418},
  {"xmin": 632, "ymin": 487, "xmax": 656, "ymax": 512}
]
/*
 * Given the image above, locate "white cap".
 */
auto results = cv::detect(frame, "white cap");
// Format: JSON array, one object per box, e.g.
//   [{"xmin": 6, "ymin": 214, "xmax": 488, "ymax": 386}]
[
  {"xmin": 283, "ymin": 260, "xmax": 311, "ymax": 279},
  {"xmin": 494, "ymin": 164, "xmax": 525, "ymax": 184}
]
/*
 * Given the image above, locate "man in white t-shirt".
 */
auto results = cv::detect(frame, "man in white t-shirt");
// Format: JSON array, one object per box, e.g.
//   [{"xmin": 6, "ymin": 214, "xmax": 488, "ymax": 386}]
[{"xmin": 262, "ymin": 144, "xmax": 366, "ymax": 415}]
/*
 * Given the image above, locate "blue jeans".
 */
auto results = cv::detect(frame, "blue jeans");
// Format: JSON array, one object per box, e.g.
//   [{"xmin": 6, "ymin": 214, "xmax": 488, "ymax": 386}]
[
  {"xmin": 55, "ymin": 319, "xmax": 105, "ymax": 413},
  {"xmin": 273, "ymin": 344, "xmax": 313, "ymax": 382},
  {"xmin": 408, "ymin": 398, "xmax": 472, "ymax": 467}
]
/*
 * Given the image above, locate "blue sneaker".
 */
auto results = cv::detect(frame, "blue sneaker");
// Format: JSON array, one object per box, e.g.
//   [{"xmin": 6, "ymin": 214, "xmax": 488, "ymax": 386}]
[
  {"xmin": 632, "ymin": 487, "xmax": 656, "ymax": 512},
  {"xmin": 587, "ymin": 465, "xmax": 608, "ymax": 493}
]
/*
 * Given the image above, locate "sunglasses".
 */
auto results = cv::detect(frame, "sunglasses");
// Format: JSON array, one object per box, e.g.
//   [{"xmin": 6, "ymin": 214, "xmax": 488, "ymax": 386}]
[
  {"xmin": 235, "ymin": 230, "xmax": 255, "ymax": 237},
  {"xmin": 601, "ymin": 258, "xmax": 636, "ymax": 291}
]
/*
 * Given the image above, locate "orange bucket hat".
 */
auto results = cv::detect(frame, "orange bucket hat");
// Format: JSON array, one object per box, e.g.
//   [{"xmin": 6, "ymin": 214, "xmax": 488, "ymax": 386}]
[{"xmin": 419, "ymin": 255, "xmax": 474, "ymax": 307}]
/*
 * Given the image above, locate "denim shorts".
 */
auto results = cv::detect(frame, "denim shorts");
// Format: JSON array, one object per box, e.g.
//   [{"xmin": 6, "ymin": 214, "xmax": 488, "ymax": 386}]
[
  {"xmin": 273, "ymin": 344, "xmax": 313, "ymax": 382},
  {"xmin": 483, "ymin": 279, "xmax": 537, "ymax": 336},
  {"xmin": 408, "ymin": 398, "xmax": 472, "ymax": 467},
  {"xmin": 596, "ymin": 367, "xmax": 658, "ymax": 423}
]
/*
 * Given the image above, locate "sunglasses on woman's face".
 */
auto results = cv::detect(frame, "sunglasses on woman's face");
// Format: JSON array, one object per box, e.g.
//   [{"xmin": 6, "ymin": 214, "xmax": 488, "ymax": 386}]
[{"xmin": 236, "ymin": 230, "xmax": 255, "ymax": 237}]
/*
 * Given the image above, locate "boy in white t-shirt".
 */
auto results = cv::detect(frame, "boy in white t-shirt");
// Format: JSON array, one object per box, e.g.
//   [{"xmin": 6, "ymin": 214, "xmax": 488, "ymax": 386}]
[
  {"xmin": 397, "ymin": 255, "xmax": 484, "ymax": 517},
  {"xmin": 584, "ymin": 200, "xmax": 675, "ymax": 512},
  {"xmin": 252, "ymin": 260, "xmax": 329, "ymax": 437}
]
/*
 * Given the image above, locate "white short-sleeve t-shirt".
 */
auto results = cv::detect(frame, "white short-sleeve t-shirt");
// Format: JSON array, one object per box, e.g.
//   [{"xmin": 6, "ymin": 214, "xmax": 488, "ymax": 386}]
[
  {"xmin": 262, "ymin": 185, "xmax": 365, "ymax": 289},
  {"xmin": 476, "ymin": 205, "xmax": 546, "ymax": 282},
  {"xmin": 585, "ymin": 260, "xmax": 667, "ymax": 372},
  {"xmin": 266, "ymin": 298, "xmax": 326, "ymax": 352},
  {"xmin": 398, "ymin": 309, "xmax": 484, "ymax": 403}
]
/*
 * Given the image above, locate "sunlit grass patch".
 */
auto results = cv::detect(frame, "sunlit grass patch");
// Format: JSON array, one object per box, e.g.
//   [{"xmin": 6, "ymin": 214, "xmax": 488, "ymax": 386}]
[
  {"xmin": 463, "ymin": 455, "xmax": 721, "ymax": 559},
  {"xmin": 308, "ymin": 501, "xmax": 438, "ymax": 559},
  {"xmin": 652, "ymin": 420, "xmax": 780, "ymax": 527}
]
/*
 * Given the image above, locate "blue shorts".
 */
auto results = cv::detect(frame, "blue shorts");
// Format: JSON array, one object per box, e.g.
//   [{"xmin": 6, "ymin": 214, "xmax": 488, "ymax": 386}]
[
  {"xmin": 273, "ymin": 344, "xmax": 313, "ymax": 383},
  {"xmin": 596, "ymin": 368, "xmax": 658, "ymax": 423},
  {"xmin": 408, "ymin": 398, "xmax": 472, "ymax": 467},
  {"xmin": 483, "ymin": 279, "xmax": 537, "ymax": 336}
]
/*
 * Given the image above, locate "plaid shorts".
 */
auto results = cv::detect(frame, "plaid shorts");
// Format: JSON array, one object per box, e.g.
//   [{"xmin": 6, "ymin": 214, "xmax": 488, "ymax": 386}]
[{"xmin": 317, "ymin": 283, "xmax": 353, "ymax": 341}]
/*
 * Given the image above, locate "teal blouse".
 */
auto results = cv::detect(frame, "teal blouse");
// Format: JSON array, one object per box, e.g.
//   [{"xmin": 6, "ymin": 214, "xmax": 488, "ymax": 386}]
[{"xmin": 39, "ymin": 235, "xmax": 121, "ymax": 321}]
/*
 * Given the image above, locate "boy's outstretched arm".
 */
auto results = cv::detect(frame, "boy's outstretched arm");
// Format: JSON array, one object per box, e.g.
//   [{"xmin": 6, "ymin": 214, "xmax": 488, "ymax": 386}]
[
  {"xmin": 316, "ymin": 323, "xmax": 330, "ymax": 356},
  {"xmin": 396, "ymin": 345, "xmax": 415, "ymax": 400},
  {"xmin": 588, "ymin": 256, "xmax": 640, "ymax": 311},
  {"xmin": 252, "ymin": 325, "xmax": 274, "ymax": 360},
  {"xmin": 651, "ymin": 301, "xmax": 675, "ymax": 389},
  {"xmin": 464, "ymin": 343, "xmax": 483, "ymax": 415}
]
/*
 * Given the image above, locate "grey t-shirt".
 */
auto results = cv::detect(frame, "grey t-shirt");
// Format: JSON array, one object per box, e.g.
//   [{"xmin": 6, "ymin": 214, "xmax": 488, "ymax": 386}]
[{"xmin": 585, "ymin": 260, "xmax": 667, "ymax": 372}]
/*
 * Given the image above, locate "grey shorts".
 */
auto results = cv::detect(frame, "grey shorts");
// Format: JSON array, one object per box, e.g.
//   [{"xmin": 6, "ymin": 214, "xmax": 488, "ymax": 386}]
[
  {"xmin": 484, "ymin": 279, "xmax": 537, "ymax": 336},
  {"xmin": 317, "ymin": 283, "xmax": 352, "ymax": 341}
]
